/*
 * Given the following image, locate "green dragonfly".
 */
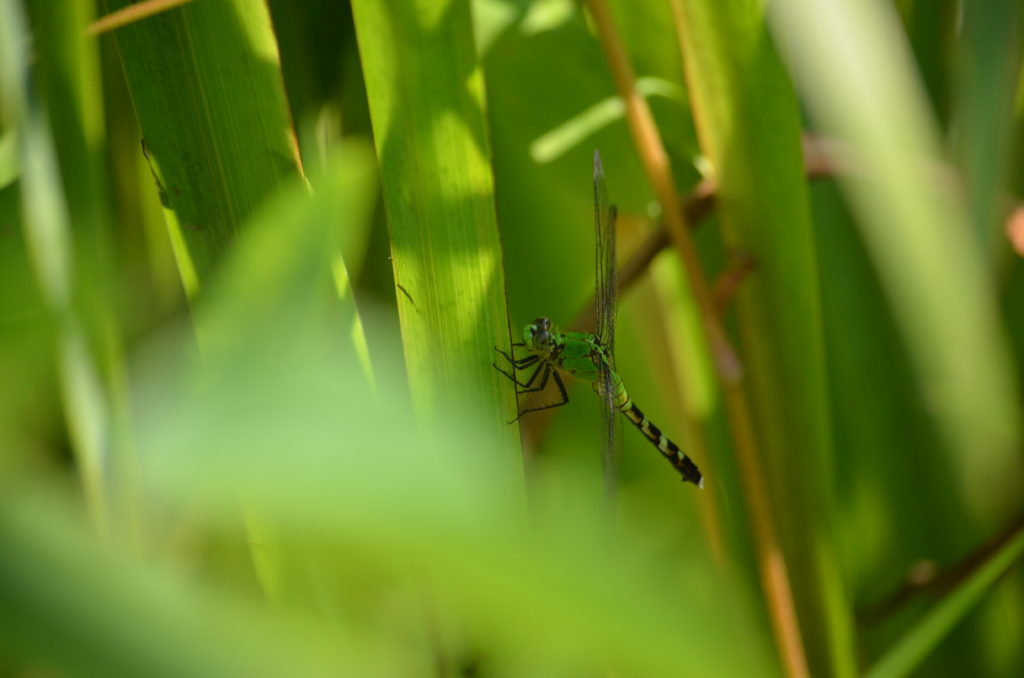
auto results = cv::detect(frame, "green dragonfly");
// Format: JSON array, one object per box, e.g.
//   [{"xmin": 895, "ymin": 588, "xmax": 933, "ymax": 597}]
[{"xmin": 495, "ymin": 150, "xmax": 703, "ymax": 489}]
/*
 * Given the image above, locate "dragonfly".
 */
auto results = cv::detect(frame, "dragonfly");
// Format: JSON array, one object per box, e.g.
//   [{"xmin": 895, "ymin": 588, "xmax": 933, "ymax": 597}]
[{"xmin": 495, "ymin": 150, "xmax": 703, "ymax": 489}]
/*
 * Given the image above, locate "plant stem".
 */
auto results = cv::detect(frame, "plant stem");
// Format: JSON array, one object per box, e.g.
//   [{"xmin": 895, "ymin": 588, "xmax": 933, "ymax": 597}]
[{"xmin": 586, "ymin": 2, "xmax": 810, "ymax": 676}]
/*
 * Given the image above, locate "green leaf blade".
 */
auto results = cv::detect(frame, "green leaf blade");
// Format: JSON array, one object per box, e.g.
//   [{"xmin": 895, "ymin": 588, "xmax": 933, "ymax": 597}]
[
  {"xmin": 352, "ymin": 0, "xmax": 521, "ymax": 472},
  {"xmin": 673, "ymin": 1, "xmax": 857, "ymax": 675},
  {"xmin": 105, "ymin": 0, "xmax": 303, "ymax": 284}
]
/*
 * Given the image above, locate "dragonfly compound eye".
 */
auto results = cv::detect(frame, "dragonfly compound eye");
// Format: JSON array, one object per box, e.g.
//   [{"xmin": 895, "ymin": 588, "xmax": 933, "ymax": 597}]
[{"xmin": 524, "ymin": 317, "xmax": 553, "ymax": 351}]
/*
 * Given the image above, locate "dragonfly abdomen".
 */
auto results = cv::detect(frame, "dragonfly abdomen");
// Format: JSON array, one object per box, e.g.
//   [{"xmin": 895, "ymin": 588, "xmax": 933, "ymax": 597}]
[{"xmin": 613, "ymin": 383, "xmax": 703, "ymax": 488}]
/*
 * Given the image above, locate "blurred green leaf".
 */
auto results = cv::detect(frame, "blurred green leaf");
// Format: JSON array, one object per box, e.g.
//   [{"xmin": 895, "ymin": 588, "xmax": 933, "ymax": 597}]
[
  {"xmin": 0, "ymin": 482, "xmax": 398, "ymax": 678},
  {"xmin": 1, "ymin": 0, "xmax": 124, "ymax": 538},
  {"xmin": 195, "ymin": 140, "xmax": 376, "ymax": 360},
  {"xmin": 0, "ymin": 128, "xmax": 18, "ymax": 188},
  {"xmin": 768, "ymin": 0, "xmax": 1024, "ymax": 522},
  {"xmin": 953, "ymin": 0, "xmax": 1023, "ymax": 257},
  {"xmin": 866, "ymin": 521, "xmax": 1024, "ymax": 678},
  {"xmin": 131, "ymin": 301, "xmax": 778, "ymax": 678}
]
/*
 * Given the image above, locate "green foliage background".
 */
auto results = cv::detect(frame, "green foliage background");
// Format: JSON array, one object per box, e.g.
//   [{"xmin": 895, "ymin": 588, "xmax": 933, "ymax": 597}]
[{"xmin": 1, "ymin": 1, "xmax": 1022, "ymax": 677}]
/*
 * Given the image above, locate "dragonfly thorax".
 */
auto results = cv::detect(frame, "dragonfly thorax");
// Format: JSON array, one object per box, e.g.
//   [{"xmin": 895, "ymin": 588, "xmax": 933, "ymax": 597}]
[{"xmin": 523, "ymin": 316, "xmax": 561, "ymax": 357}]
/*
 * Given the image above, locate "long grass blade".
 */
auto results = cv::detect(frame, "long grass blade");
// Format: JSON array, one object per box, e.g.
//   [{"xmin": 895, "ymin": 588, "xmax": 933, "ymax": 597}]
[
  {"xmin": 104, "ymin": 0, "xmax": 304, "ymax": 290},
  {"xmin": 350, "ymin": 0, "xmax": 521, "ymax": 473},
  {"xmin": 669, "ymin": 1, "xmax": 855, "ymax": 676}
]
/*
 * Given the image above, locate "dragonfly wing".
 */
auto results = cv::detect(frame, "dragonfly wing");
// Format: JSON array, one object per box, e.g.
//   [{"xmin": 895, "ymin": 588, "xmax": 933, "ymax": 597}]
[
  {"xmin": 593, "ymin": 150, "xmax": 617, "ymax": 358},
  {"xmin": 593, "ymin": 150, "xmax": 621, "ymax": 499},
  {"xmin": 598, "ymin": 363, "xmax": 623, "ymax": 502}
]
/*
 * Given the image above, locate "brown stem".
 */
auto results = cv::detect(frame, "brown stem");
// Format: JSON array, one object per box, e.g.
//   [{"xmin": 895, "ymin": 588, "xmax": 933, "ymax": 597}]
[
  {"xmin": 586, "ymin": 1, "xmax": 809, "ymax": 675},
  {"xmin": 858, "ymin": 511, "xmax": 1024, "ymax": 627},
  {"xmin": 87, "ymin": 0, "xmax": 193, "ymax": 36},
  {"xmin": 712, "ymin": 251, "xmax": 758, "ymax": 316}
]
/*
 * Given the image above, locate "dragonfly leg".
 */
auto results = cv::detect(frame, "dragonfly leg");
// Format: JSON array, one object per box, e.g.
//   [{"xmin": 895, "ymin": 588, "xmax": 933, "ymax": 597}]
[
  {"xmin": 510, "ymin": 368, "xmax": 569, "ymax": 422},
  {"xmin": 494, "ymin": 345, "xmax": 535, "ymax": 367},
  {"xmin": 493, "ymin": 353, "xmax": 541, "ymax": 387},
  {"xmin": 494, "ymin": 346, "xmax": 514, "ymax": 363},
  {"xmin": 513, "ymin": 359, "xmax": 552, "ymax": 394}
]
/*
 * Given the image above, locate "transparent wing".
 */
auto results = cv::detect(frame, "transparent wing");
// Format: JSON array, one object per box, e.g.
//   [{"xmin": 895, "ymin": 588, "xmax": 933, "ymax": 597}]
[
  {"xmin": 593, "ymin": 150, "xmax": 616, "ymax": 356},
  {"xmin": 593, "ymin": 150, "xmax": 621, "ymax": 500}
]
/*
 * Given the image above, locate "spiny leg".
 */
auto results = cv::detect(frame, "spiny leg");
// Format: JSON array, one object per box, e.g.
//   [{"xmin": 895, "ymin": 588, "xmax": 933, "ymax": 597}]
[
  {"xmin": 511, "ymin": 368, "xmax": 569, "ymax": 423},
  {"xmin": 516, "ymin": 358, "xmax": 567, "ymax": 395},
  {"xmin": 493, "ymin": 352, "xmax": 541, "ymax": 388},
  {"xmin": 511, "ymin": 358, "xmax": 545, "ymax": 392},
  {"xmin": 506, "ymin": 362, "xmax": 552, "ymax": 423},
  {"xmin": 493, "ymin": 343, "xmax": 529, "ymax": 366}
]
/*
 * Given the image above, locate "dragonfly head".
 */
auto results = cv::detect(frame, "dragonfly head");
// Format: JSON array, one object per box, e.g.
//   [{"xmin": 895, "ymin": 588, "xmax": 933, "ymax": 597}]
[{"xmin": 524, "ymin": 317, "xmax": 556, "ymax": 356}]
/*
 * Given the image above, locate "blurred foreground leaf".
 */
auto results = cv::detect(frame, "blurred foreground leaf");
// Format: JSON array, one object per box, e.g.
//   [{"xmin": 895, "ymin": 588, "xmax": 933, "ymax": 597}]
[{"xmin": 131, "ymin": 307, "xmax": 777, "ymax": 677}]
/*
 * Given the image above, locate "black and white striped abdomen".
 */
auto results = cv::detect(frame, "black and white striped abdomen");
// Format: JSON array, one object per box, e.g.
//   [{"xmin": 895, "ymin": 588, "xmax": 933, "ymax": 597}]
[{"xmin": 619, "ymin": 394, "xmax": 703, "ymax": 488}]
